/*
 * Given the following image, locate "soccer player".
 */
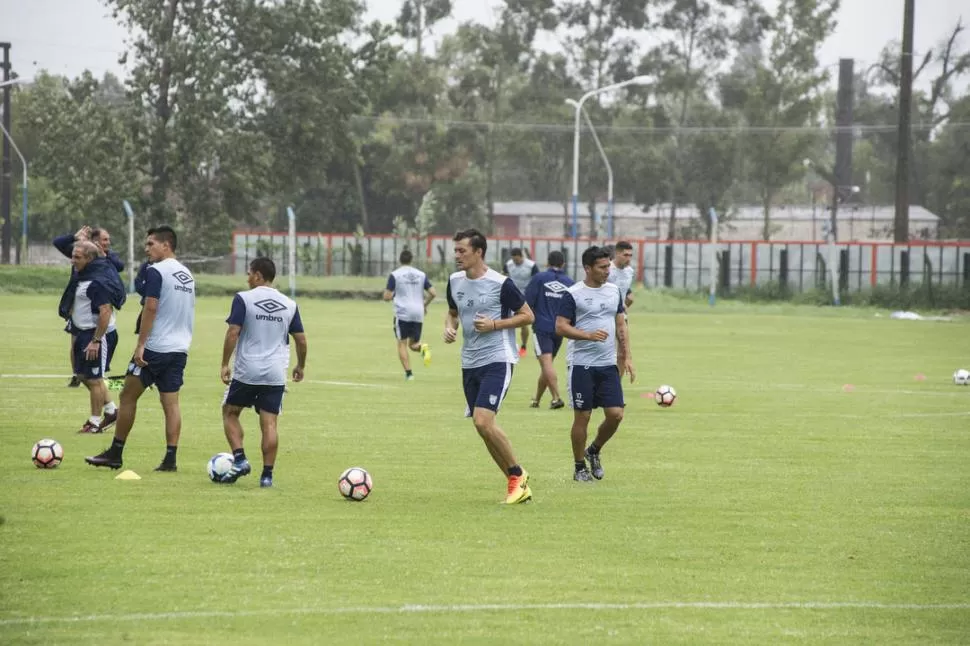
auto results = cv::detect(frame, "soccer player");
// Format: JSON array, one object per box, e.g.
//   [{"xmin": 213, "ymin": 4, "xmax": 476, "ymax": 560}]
[
  {"xmin": 85, "ymin": 226, "xmax": 196, "ymax": 472},
  {"xmin": 67, "ymin": 241, "xmax": 127, "ymax": 433},
  {"xmin": 504, "ymin": 247, "xmax": 538, "ymax": 357},
  {"xmin": 556, "ymin": 246, "xmax": 635, "ymax": 482},
  {"xmin": 607, "ymin": 240, "xmax": 636, "ymax": 311},
  {"xmin": 383, "ymin": 249, "xmax": 436, "ymax": 380},
  {"xmin": 219, "ymin": 258, "xmax": 307, "ymax": 488},
  {"xmin": 54, "ymin": 226, "xmax": 125, "ymax": 387},
  {"xmin": 444, "ymin": 229, "xmax": 536, "ymax": 504},
  {"xmin": 524, "ymin": 250, "xmax": 573, "ymax": 410}
]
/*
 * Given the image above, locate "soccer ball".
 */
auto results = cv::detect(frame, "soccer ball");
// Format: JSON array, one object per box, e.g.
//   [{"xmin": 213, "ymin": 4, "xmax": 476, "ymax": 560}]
[
  {"xmin": 655, "ymin": 385, "xmax": 677, "ymax": 407},
  {"xmin": 32, "ymin": 439, "xmax": 64, "ymax": 469},
  {"xmin": 954, "ymin": 369, "xmax": 970, "ymax": 385},
  {"xmin": 207, "ymin": 452, "xmax": 234, "ymax": 483},
  {"xmin": 338, "ymin": 467, "xmax": 373, "ymax": 501}
]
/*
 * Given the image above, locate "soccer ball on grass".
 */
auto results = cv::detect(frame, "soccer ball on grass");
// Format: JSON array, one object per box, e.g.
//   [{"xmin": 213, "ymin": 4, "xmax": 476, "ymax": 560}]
[
  {"xmin": 655, "ymin": 385, "xmax": 677, "ymax": 407},
  {"xmin": 32, "ymin": 439, "xmax": 64, "ymax": 469},
  {"xmin": 207, "ymin": 452, "xmax": 234, "ymax": 482},
  {"xmin": 338, "ymin": 467, "xmax": 373, "ymax": 501},
  {"xmin": 954, "ymin": 369, "xmax": 970, "ymax": 386}
]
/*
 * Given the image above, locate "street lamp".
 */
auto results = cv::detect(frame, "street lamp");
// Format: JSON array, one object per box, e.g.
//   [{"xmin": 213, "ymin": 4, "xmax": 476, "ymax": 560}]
[
  {"xmin": 569, "ymin": 75, "xmax": 652, "ymax": 239},
  {"xmin": 0, "ymin": 76, "xmax": 28, "ymax": 262},
  {"xmin": 565, "ymin": 98, "xmax": 614, "ymax": 238}
]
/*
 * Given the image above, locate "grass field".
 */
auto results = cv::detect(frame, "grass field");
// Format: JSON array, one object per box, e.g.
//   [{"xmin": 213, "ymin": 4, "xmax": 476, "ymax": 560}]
[{"xmin": 1, "ymin": 292, "xmax": 968, "ymax": 644}]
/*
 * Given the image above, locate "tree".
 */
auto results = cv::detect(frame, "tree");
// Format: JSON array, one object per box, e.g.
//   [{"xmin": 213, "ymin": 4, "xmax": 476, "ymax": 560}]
[{"xmin": 556, "ymin": 0, "xmax": 651, "ymax": 89}]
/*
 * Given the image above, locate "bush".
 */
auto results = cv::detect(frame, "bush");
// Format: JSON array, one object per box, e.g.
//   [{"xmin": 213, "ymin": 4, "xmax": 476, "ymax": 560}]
[{"xmin": 716, "ymin": 280, "xmax": 970, "ymax": 310}]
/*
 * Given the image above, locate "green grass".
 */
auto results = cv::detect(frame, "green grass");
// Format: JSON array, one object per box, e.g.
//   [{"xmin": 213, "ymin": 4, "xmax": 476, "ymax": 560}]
[{"xmin": 1, "ymin": 295, "xmax": 968, "ymax": 644}]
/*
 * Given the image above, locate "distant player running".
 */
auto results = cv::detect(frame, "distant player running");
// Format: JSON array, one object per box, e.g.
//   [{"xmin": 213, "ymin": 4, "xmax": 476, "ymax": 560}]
[
  {"xmin": 504, "ymin": 248, "xmax": 538, "ymax": 356},
  {"xmin": 556, "ymin": 246, "xmax": 635, "ymax": 482},
  {"xmin": 85, "ymin": 226, "xmax": 195, "ymax": 472},
  {"xmin": 607, "ymin": 240, "xmax": 635, "ymax": 311},
  {"xmin": 219, "ymin": 258, "xmax": 307, "ymax": 488},
  {"xmin": 445, "ymin": 229, "xmax": 535, "ymax": 504},
  {"xmin": 524, "ymin": 250, "xmax": 573, "ymax": 409},
  {"xmin": 383, "ymin": 249, "xmax": 436, "ymax": 380}
]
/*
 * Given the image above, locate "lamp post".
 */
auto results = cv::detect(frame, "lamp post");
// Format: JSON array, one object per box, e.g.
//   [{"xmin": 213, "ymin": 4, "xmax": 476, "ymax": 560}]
[
  {"xmin": 0, "ymin": 77, "xmax": 28, "ymax": 263},
  {"xmin": 569, "ymin": 75, "xmax": 652, "ymax": 239},
  {"xmin": 565, "ymin": 98, "xmax": 614, "ymax": 238},
  {"xmin": 804, "ymin": 158, "xmax": 859, "ymax": 306}
]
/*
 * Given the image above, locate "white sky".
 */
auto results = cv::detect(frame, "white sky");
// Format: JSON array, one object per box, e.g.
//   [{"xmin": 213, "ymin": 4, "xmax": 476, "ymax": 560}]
[{"xmin": 0, "ymin": 0, "xmax": 966, "ymax": 90}]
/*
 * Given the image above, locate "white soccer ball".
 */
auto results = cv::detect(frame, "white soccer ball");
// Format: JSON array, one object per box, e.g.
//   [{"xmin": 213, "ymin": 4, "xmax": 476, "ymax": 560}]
[
  {"xmin": 32, "ymin": 439, "xmax": 64, "ymax": 469},
  {"xmin": 655, "ymin": 384, "xmax": 677, "ymax": 408},
  {"xmin": 338, "ymin": 467, "xmax": 373, "ymax": 501},
  {"xmin": 953, "ymin": 369, "xmax": 970, "ymax": 386},
  {"xmin": 207, "ymin": 452, "xmax": 234, "ymax": 482}
]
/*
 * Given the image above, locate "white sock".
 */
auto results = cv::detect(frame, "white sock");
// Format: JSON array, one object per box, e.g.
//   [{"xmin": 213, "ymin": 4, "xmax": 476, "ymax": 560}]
[
  {"xmin": 104, "ymin": 402, "xmax": 117, "ymax": 414},
  {"xmin": 89, "ymin": 415, "xmax": 101, "ymax": 426}
]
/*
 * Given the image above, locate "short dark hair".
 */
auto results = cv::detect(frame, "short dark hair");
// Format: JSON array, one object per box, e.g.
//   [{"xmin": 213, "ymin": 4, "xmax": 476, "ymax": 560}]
[
  {"xmin": 250, "ymin": 257, "xmax": 276, "ymax": 282},
  {"xmin": 614, "ymin": 240, "xmax": 633, "ymax": 252},
  {"xmin": 147, "ymin": 225, "xmax": 178, "ymax": 252},
  {"xmin": 453, "ymin": 228, "xmax": 487, "ymax": 256},
  {"xmin": 89, "ymin": 227, "xmax": 104, "ymax": 242},
  {"xmin": 547, "ymin": 250, "xmax": 565, "ymax": 267},
  {"xmin": 510, "ymin": 247, "xmax": 522, "ymax": 257},
  {"xmin": 582, "ymin": 246, "xmax": 611, "ymax": 269},
  {"xmin": 400, "ymin": 249, "xmax": 413, "ymax": 264}
]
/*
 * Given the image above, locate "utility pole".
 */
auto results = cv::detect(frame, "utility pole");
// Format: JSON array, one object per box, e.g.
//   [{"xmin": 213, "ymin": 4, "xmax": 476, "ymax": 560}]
[
  {"xmin": 833, "ymin": 58, "xmax": 855, "ymax": 242},
  {"xmin": 1, "ymin": 42, "xmax": 11, "ymax": 264},
  {"xmin": 893, "ymin": 0, "xmax": 915, "ymax": 243}
]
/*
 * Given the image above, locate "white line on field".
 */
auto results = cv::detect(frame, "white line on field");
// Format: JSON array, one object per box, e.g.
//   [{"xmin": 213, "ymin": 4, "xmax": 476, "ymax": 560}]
[
  {"xmin": 0, "ymin": 374, "xmax": 68, "ymax": 379},
  {"xmin": 665, "ymin": 411, "xmax": 970, "ymax": 419},
  {"xmin": 303, "ymin": 379, "xmax": 392, "ymax": 388},
  {"xmin": 0, "ymin": 601, "xmax": 967, "ymax": 626}
]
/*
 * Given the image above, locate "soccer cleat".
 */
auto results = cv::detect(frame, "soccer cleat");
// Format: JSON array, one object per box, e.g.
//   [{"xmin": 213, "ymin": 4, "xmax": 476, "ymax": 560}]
[
  {"xmin": 260, "ymin": 475, "xmax": 273, "ymax": 488},
  {"xmin": 78, "ymin": 420, "xmax": 102, "ymax": 434},
  {"xmin": 421, "ymin": 343, "xmax": 431, "ymax": 367},
  {"xmin": 220, "ymin": 459, "xmax": 251, "ymax": 483},
  {"xmin": 67, "ymin": 375, "xmax": 81, "ymax": 388},
  {"xmin": 405, "ymin": 374, "xmax": 415, "ymax": 381},
  {"xmin": 85, "ymin": 450, "xmax": 123, "ymax": 469},
  {"xmin": 154, "ymin": 462, "xmax": 178, "ymax": 472},
  {"xmin": 574, "ymin": 467, "xmax": 594, "ymax": 482},
  {"xmin": 518, "ymin": 346, "xmax": 527, "ymax": 358},
  {"xmin": 529, "ymin": 399, "xmax": 540, "ymax": 408},
  {"xmin": 585, "ymin": 447, "xmax": 604, "ymax": 480},
  {"xmin": 505, "ymin": 471, "xmax": 532, "ymax": 504},
  {"xmin": 100, "ymin": 410, "xmax": 118, "ymax": 432},
  {"xmin": 549, "ymin": 399, "xmax": 565, "ymax": 410}
]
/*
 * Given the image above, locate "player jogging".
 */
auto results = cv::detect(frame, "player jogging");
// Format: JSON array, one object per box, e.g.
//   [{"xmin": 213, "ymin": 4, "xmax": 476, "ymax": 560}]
[
  {"xmin": 445, "ymin": 229, "xmax": 535, "ymax": 504},
  {"xmin": 607, "ymin": 240, "xmax": 635, "ymax": 312},
  {"xmin": 556, "ymin": 246, "xmax": 635, "ymax": 482},
  {"xmin": 85, "ymin": 226, "xmax": 195, "ymax": 472},
  {"xmin": 504, "ymin": 247, "xmax": 538, "ymax": 357},
  {"xmin": 524, "ymin": 250, "xmax": 573, "ymax": 410},
  {"xmin": 383, "ymin": 249, "xmax": 436, "ymax": 380},
  {"xmin": 219, "ymin": 258, "xmax": 307, "ymax": 488}
]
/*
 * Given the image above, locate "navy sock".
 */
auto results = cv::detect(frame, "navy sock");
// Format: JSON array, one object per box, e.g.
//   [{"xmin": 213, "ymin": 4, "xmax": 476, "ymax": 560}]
[
  {"xmin": 163, "ymin": 445, "xmax": 177, "ymax": 464},
  {"xmin": 108, "ymin": 438, "xmax": 125, "ymax": 457},
  {"xmin": 261, "ymin": 465, "xmax": 274, "ymax": 479},
  {"xmin": 233, "ymin": 448, "xmax": 247, "ymax": 463},
  {"xmin": 507, "ymin": 465, "xmax": 523, "ymax": 477},
  {"xmin": 587, "ymin": 443, "xmax": 601, "ymax": 455},
  {"xmin": 575, "ymin": 461, "xmax": 586, "ymax": 472},
  {"xmin": 405, "ymin": 369, "xmax": 413, "ymax": 377}
]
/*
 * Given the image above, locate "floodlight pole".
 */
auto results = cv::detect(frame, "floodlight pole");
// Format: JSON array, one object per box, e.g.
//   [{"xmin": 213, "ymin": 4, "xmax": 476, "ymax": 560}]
[
  {"xmin": 122, "ymin": 200, "xmax": 136, "ymax": 293},
  {"xmin": 0, "ymin": 119, "xmax": 27, "ymax": 264},
  {"xmin": 566, "ymin": 99, "xmax": 613, "ymax": 238},
  {"xmin": 286, "ymin": 206, "xmax": 296, "ymax": 298}
]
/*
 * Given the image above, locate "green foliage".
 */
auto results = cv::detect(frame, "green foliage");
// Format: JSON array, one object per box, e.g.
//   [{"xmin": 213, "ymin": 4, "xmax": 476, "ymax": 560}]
[{"xmin": 720, "ymin": 280, "xmax": 970, "ymax": 310}]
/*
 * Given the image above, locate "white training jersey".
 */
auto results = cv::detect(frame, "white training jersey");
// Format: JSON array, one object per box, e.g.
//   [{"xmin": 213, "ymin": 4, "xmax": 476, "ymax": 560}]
[
  {"xmin": 607, "ymin": 262, "xmax": 635, "ymax": 299},
  {"xmin": 71, "ymin": 280, "xmax": 117, "ymax": 332},
  {"xmin": 560, "ymin": 281, "xmax": 625, "ymax": 367},
  {"xmin": 505, "ymin": 257, "xmax": 537, "ymax": 293},
  {"xmin": 226, "ymin": 285, "xmax": 304, "ymax": 386},
  {"xmin": 143, "ymin": 257, "xmax": 196, "ymax": 354},
  {"xmin": 446, "ymin": 268, "xmax": 526, "ymax": 369},
  {"xmin": 386, "ymin": 265, "xmax": 432, "ymax": 322}
]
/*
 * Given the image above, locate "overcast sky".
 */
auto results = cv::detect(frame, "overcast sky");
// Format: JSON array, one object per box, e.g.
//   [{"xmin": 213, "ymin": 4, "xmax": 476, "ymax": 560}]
[{"xmin": 1, "ymin": 0, "xmax": 966, "ymax": 90}]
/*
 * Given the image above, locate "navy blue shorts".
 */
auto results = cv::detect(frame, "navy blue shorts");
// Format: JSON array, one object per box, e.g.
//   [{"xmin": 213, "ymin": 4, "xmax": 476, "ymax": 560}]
[
  {"xmin": 567, "ymin": 365, "xmax": 625, "ymax": 411},
  {"xmin": 461, "ymin": 362, "xmax": 513, "ymax": 417},
  {"xmin": 222, "ymin": 379, "xmax": 285, "ymax": 415},
  {"xmin": 532, "ymin": 330, "xmax": 563, "ymax": 358},
  {"xmin": 64, "ymin": 319, "xmax": 74, "ymax": 334},
  {"xmin": 128, "ymin": 349, "xmax": 188, "ymax": 393},
  {"xmin": 393, "ymin": 318, "xmax": 423, "ymax": 343},
  {"xmin": 72, "ymin": 329, "xmax": 119, "ymax": 381}
]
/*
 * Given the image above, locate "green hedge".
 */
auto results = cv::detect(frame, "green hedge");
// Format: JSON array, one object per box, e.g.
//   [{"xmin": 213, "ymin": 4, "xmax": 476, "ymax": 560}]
[{"xmin": 723, "ymin": 281, "xmax": 970, "ymax": 309}]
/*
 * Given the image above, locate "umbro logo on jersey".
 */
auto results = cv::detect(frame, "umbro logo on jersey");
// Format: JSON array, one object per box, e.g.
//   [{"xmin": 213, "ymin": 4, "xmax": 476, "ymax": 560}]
[
  {"xmin": 172, "ymin": 271, "xmax": 194, "ymax": 285},
  {"xmin": 254, "ymin": 299, "xmax": 287, "ymax": 322},
  {"xmin": 544, "ymin": 281, "xmax": 569, "ymax": 293}
]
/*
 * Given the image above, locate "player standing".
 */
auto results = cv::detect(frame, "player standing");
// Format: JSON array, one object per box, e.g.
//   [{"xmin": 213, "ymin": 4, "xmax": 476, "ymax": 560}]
[
  {"xmin": 524, "ymin": 250, "xmax": 573, "ymax": 410},
  {"xmin": 85, "ymin": 226, "xmax": 195, "ymax": 472},
  {"xmin": 445, "ymin": 229, "xmax": 535, "ymax": 504},
  {"xmin": 607, "ymin": 240, "xmax": 635, "ymax": 311},
  {"xmin": 383, "ymin": 249, "xmax": 436, "ymax": 380},
  {"xmin": 504, "ymin": 247, "xmax": 538, "ymax": 356},
  {"xmin": 556, "ymin": 246, "xmax": 635, "ymax": 482},
  {"xmin": 219, "ymin": 258, "xmax": 307, "ymax": 488}
]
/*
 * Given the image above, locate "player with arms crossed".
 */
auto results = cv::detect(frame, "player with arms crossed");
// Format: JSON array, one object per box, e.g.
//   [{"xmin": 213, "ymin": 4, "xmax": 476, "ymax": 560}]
[
  {"xmin": 219, "ymin": 258, "xmax": 308, "ymax": 488},
  {"xmin": 504, "ymin": 247, "xmax": 538, "ymax": 357},
  {"xmin": 524, "ymin": 250, "xmax": 573, "ymax": 410},
  {"xmin": 556, "ymin": 246, "xmax": 635, "ymax": 482},
  {"xmin": 445, "ymin": 229, "xmax": 536, "ymax": 504},
  {"xmin": 383, "ymin": 249, "xmax": 436, "ymax": 380},
  {"xmin": 607, "ymin": 241, "xmax": 636, "ymax": 311},
  {"xmin": 86, "ymin": 226, "xmax": 195, "ymax": 472}
]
